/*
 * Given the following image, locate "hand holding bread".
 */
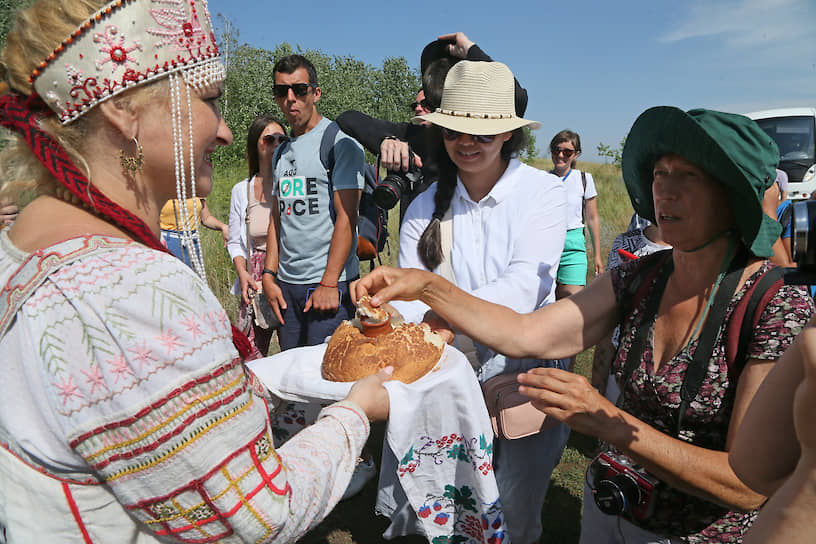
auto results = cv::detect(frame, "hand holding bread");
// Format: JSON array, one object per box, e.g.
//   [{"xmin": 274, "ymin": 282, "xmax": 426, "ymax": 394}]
[{"xmin": 345, "ymin": 366, "xmax": 393, "ymax": 421}]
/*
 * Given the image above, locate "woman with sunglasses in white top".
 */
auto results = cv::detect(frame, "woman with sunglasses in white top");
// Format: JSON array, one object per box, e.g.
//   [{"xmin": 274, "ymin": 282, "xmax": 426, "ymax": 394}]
[
  {"xmin": 387, "ymin": 60, "xmax": 568, "ymax": 544},
  {"xmin": 228, "ymin": 114, "xmax": 288, "ymax": 355}
]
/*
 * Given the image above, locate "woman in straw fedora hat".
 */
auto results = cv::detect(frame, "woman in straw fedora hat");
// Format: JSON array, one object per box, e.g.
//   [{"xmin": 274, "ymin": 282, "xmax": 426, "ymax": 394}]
[
  {"xmin": 0, "ymin": 0, "xmax": 390, "ymax": 541},
  {"xmin": 376, "ymin": 60, "xmax": 569, "ymax": 543},
  {"xmin": 354, "ymin": 106, "xmax": 815, "ymax": 543}
]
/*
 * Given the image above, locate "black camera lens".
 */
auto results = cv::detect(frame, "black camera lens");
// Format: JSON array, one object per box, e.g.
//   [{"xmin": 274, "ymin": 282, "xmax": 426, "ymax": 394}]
[
  {"xmin": 594, "ymin": 473, "xmax": 642, "ymax": 515},
  {"xmin": 791, "ymin": 200, "xmax": 816, "ymax": 269},
  {"xmin": 372, "ymin": 174, "xmax": 404, "ymax": 210}
]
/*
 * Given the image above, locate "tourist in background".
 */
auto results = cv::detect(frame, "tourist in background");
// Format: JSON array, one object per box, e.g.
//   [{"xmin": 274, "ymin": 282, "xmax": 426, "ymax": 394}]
[{"xmin": 228, "ymin": 114, "xmax": 287, "ymax": 355}]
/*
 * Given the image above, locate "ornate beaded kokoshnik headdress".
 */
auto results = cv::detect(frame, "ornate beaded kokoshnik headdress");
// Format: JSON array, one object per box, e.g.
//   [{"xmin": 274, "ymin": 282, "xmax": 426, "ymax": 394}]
[{"xmin": 3, "ymin": 0, "xmax": 225, "ymax": 279}]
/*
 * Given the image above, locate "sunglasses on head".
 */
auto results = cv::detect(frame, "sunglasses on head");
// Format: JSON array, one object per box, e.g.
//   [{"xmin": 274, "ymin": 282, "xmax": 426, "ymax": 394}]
[
  {"xmin": 551, "ymin": 147, "xmax": 576, "ymax": 158},
  {"xmin": 263, "ymin": 133, "xmax": 289, "ymax": 146},
  {"xmin": 272, "ymin": 83, "xmax": 317, "ymax": 98},
  {"xmin": 441, "ymin": 127, "xmax": 497, "ymax": 144}
]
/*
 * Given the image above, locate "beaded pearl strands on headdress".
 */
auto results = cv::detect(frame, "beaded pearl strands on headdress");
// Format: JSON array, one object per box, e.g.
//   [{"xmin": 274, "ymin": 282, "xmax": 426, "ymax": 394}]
[{"xmin": 27, "ymin": 0, "xmax": 226, "ymax": 277}]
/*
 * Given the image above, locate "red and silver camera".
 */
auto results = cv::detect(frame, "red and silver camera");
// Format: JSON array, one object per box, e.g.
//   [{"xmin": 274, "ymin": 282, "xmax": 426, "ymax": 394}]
[{"xmin": 587, "ymin": 451, "xmax": 661, "ymax": 521}]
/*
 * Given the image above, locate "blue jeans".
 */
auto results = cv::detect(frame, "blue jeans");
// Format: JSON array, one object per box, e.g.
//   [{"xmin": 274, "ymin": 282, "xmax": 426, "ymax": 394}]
[{"xmin": 276, "ymin": 278, "xmax": 357, "ymax": 351}]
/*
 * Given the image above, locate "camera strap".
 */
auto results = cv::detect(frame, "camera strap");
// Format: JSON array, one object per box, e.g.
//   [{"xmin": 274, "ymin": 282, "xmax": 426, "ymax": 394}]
[{"xmin": 620, "ymin": 246, "xmax": 749, "ymax": 437}]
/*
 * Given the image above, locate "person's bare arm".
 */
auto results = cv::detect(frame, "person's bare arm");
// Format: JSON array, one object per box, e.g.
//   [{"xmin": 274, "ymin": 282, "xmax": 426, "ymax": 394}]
[
  {"xmin": 200, "ymin": 200, "xmax": 229, "ymax": 244},
  {"xmin": 353, "ymin": 267, "xmax": 619, "ymax": 360},
  {"xmin": 585, "ymin": 196, "xmax": 604, "ymax": 276},
  {"xmin": 743, "ymin": 322, "xmax": 816, "ymax": 542},
  {"xmin": 306, "ymin": 188, "xmax": 360, "ymax": 312},
  {"xmin": 261, "ymin": 196, "xmax": 286, "ymax": 325},
  {"xmin": 731, "ymin": 318, "xmax": 816, "ymax": 495},
  {"xmin": 519, "ymin": 356, "xmax": 773, "ymax": 511}
]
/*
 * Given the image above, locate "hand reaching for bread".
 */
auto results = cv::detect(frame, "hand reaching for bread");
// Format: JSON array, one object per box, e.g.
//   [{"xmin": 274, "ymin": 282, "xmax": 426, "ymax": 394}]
[
  {"xmin": 345, "ymin": 366, "xmax": 393, "ymax": 421},
  {"xmin": 351, "ymin": 266, "xmax": 437, "ymax": 307}
]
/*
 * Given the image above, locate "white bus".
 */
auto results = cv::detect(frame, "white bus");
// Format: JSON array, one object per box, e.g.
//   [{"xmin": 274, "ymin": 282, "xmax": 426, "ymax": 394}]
[{"xmin": 746, "ymin": 107, "xmax": 816, "ymax": 200}]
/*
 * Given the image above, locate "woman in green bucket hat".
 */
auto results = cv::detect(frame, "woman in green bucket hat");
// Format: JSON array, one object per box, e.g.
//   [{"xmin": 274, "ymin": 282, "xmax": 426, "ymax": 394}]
[{"xmin": 352, "ymin": 106, "xmax": 815, "ymax": 543}]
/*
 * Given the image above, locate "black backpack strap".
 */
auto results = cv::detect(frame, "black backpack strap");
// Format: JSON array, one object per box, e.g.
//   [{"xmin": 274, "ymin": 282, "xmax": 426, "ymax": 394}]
[
  {"xmin": 580, "ymin": 171, "xmax": 587, "ymax": 224},
  {"xmin": 676, "ymin": 249, "xmax": 749, "ymax": 434},
  {"xmin": 621, "ymin": 253, "xmax": 674, "ymax": 384},
  {"xmin": 320, "ymin": 121, "xmax": 341, "ymax": 223}
]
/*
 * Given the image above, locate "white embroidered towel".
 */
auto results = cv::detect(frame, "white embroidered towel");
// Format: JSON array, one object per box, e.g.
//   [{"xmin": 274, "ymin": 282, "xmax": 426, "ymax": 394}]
[{"xmin": 246, "ymin": 343, "xmax": 507, "ymax": 542}]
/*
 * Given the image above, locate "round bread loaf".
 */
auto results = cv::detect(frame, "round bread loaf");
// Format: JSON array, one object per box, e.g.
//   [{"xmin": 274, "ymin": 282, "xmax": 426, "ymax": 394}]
[{"xmin": 322, "ymin": 320, "xmax": 445, "ymax": 384}]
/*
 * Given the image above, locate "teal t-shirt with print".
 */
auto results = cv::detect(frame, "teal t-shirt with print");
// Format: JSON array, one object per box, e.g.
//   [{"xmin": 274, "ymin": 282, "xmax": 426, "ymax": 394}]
[{"xmin": 271, "ymin": 117, "xmax": 365, "ymax": 283}]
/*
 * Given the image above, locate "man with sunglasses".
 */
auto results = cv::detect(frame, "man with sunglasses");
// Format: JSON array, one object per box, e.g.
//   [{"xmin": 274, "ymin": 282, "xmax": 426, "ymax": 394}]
[
  {"xmin": 336, "ymin": 32, "xmax": 528, "ymax": 225},
  {"xmin": 261, "ymin": 54, "xmax": 366, "ymax": 351}
]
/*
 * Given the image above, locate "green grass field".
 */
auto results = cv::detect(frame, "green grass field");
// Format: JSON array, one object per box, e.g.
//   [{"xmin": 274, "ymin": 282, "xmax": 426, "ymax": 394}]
[{"xmin": 200, "ymin": 157, "xmax": 633, "ymax": 543}]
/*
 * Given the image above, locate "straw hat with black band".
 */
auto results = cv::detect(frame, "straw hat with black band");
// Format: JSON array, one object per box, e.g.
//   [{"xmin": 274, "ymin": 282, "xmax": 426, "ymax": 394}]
[
  {"xmin": 412, "ymin": 61, "xmax": 540, "ymax": 136},
  {"xmin": 621, "ymin": 106, "xmax": 781, "ymax": 258}
]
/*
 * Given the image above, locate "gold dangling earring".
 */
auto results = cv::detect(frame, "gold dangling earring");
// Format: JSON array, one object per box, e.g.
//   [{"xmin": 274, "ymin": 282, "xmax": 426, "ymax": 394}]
[{"xmin": 120, "ymin": 137, "xmax": 144, "ymax": 175}]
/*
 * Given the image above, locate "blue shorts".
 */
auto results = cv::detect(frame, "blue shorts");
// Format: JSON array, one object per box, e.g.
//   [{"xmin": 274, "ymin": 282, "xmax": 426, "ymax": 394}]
[{"xmin": 557, "ymin": 227, "xmax": 588, "ymax": 285}]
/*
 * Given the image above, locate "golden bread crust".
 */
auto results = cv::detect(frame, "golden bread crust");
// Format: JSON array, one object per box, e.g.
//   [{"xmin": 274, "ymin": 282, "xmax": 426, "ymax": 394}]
[{"xmin": 322, "ymin": 321, "xmax": 444, "ymax": 384}]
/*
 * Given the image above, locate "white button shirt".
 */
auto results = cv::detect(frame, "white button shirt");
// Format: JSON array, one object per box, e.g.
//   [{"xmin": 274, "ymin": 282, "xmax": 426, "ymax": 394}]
[{"xmin": 394, "ymin": 158, "xmax": 567, "ymax": 380}]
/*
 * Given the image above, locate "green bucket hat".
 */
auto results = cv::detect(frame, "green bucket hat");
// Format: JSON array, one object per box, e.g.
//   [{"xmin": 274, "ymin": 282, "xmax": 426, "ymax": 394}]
[{"xmin": 621, "ymin": 106, "xmax": 780, "ymax": 257}]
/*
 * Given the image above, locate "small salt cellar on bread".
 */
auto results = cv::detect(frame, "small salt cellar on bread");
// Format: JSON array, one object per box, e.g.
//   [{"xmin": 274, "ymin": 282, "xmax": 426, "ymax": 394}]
[{"xmin": 322, "ymin": 296, "xmax": 444, "ymax": 384}]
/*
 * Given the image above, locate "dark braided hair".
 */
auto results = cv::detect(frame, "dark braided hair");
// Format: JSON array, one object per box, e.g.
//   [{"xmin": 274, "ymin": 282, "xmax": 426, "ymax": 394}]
[{"xmin": 416, "ymin": 127, "xmax": 528, "ymax": 270}]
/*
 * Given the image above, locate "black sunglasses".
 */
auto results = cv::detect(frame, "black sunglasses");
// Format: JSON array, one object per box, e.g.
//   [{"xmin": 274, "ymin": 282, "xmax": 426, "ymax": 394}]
[
  {"xmin": 272, "ymin": 83, "xmax": 317, "ymax": 98},
  {"xmin": 411, "ymin": 99, "xmax": 434, "ymax": 111},
  {"xmin": 551, "ymin": 147, "xmax": 576, "ymax": 158},
  {"xmin": 263, "ymin": 133, "xmax": 289, "ymax": 146},
  {"xmin": 441, "ymin": 127, "xmax": 497, "ymax": 144}
]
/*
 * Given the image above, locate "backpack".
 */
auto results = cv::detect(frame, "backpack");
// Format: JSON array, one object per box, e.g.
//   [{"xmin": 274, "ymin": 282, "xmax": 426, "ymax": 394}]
[{"xmin": 273, "ymin": 121, "xmax": 389, "ymax": 264}]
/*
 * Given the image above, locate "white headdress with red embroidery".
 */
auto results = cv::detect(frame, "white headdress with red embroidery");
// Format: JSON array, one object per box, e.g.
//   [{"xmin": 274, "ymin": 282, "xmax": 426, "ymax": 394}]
[
  {"xmin": 31, "ymin": 0, "xmax": 223, "ymax": 125},
  {"xmin": 29, "ymin": 0, "xmax": 225, "ymax": 278}
]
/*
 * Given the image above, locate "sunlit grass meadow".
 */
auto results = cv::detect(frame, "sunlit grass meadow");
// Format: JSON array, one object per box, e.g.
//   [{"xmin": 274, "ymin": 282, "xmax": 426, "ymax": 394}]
[{"xmin": 201, "ymin": 157, "xmax": 632, "ymax": 542}]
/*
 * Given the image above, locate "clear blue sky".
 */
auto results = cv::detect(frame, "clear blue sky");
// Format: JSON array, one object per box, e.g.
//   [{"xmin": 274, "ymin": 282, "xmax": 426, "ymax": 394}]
[{"xmin": 209, "ymin": 0, "xmax": 815, "ymax": 162}]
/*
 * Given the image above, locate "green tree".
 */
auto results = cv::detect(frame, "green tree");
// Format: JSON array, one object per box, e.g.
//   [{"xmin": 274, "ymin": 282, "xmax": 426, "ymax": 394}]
[
  {"xmin": 597, "ymin": 135, "xmax": 626, "ymax": 167},
  {"xmin": 0, "ymin": 0, "xmax": 32, "ymax": 51},
  {"xmin": 212, "ymin": 14, "xmax": 419, "ymax": 169}
]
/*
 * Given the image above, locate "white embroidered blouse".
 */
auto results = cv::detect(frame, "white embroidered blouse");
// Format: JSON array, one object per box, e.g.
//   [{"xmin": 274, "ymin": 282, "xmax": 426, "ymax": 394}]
[{"xmin": 0, "ymin": 230, "xmax": 367, "ymax": 543}]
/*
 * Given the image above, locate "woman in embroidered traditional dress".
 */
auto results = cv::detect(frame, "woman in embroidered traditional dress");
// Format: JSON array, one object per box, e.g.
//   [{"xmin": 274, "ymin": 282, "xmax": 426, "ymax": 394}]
[
  {"xmin": 0, "ymin": 0, "xmax": 389, "ymax": 542},
  {"xmin": 355, "ymin": 107, "xmax": 815, "ymax": 543},
  {"xmin": 228, "ymin": 115, "xmax": 287, "ymax": 355}
]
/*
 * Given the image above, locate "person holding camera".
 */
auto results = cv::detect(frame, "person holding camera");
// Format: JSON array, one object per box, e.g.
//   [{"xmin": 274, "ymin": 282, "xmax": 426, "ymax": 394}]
[
  {"xmin": 378, "ymin": 60, "xmax": 567, "ymax": 544},
  {"xmin": 353, "ymin": 106, "xmax": 815, "ymax": 543},
  {"xmin": 336, "ymin": 32, "xmax": 528, "ymax": 224},
  {"xmin": 228, "ymin": 114, "xmax": 288, "ymax": 355}
]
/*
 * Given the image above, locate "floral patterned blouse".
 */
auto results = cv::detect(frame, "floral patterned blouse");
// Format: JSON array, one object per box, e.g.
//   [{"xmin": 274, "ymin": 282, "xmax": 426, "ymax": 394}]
[{"xmin": 607, "ymin": 250, "xmax": 814, "ymax": 543}]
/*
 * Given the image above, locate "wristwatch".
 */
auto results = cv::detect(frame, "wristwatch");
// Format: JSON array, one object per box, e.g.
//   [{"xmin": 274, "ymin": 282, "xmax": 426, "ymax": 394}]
[{"xmin": 262, "ymin": 268, "xmax": 277, "ymax": 279}]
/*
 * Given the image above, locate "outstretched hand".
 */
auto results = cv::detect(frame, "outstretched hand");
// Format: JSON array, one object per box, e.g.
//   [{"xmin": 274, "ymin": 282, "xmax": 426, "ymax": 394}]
[{"xmin": 350, "ymin": 266, "xmax": 437, "ymax": 307}]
